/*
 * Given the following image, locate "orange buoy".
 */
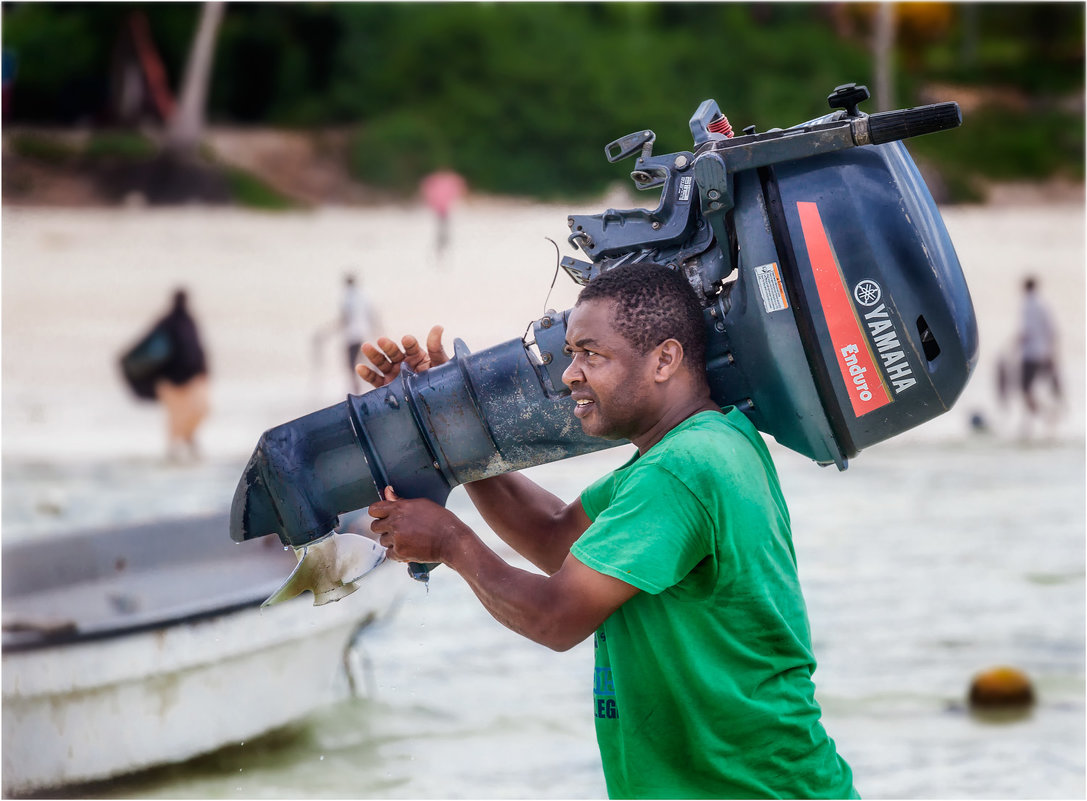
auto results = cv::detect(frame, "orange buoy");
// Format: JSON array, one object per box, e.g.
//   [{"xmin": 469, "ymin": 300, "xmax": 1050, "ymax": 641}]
[{"xmin": 968, "ymin": 666, "xmax": 1036, "ymax": 709}]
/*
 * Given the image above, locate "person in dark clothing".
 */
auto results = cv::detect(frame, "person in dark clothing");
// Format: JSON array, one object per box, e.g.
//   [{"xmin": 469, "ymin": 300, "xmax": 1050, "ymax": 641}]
[{"xmin": 152, "ymin": 289, "xmax": 210, "ymax": 461}]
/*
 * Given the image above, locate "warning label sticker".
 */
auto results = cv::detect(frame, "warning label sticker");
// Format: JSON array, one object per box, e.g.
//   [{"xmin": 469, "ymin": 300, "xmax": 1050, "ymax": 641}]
[{"xmin": 754, "ymin": 262, "xmax": 788, "ymax": 313}]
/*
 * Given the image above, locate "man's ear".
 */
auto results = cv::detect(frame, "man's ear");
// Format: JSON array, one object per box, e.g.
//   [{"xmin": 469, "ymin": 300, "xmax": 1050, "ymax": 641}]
[{"xmin": 653, "ymin": 339, "xmax": 685, "ymax": 382}]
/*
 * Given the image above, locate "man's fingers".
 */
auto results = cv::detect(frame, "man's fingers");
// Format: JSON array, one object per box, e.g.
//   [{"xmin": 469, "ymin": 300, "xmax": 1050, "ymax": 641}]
[
  {"xmin": 359, "ymin": 329, "xmax": 447, "ymax": 381},
  {"xmin": 355, "ymin": 363, "xmax": 383, "ymax": 387},
  {"xmin": 377, "ymin": 337, "xmax": 406, "ymax": 366},
  {"xmin": 360, "ymin": 341, "xmax": 384, "ymax": 360},
  {"xmin": 361, "ymin": 341, "xmax": 391, "ymax": 369},
  {"xmin": 401, "ymin": 335, "xmax": 430, "ymax": 372},
  {"xmin": 427, "ymin": 325, "xmax": 449, "ymax": 366}
]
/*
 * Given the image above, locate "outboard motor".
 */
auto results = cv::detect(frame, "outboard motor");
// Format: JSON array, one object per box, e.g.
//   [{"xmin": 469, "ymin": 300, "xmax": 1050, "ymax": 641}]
[{"xmin": 231, "ymin": 83, "xmax": 977, "ymax": 598}]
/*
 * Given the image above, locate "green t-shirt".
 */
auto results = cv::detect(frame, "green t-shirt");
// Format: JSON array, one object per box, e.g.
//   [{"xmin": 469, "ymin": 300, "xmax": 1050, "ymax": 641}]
[{"xmin": 571, "ymin": 408, "xmax": 856, "ymax": 800}]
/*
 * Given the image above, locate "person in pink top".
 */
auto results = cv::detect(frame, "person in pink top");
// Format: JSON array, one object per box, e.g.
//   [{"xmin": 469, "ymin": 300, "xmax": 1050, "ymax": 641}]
[{"xmin": 420, "ymin": 170, "xmax": 467, "ymax": 261}]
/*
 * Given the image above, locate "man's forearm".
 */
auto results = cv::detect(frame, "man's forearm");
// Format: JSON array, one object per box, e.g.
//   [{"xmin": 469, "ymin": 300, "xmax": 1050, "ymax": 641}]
[
  {"xmin": 444, "ymin": 529, "xmax": 597, "ymax": 652},
  {"xmin": 463, "ymin": 473, "xmax": 585, "ymax": 574},
  {"xmin": 369, "ymin": 492, "xmax": 635, "ymax": 652}
]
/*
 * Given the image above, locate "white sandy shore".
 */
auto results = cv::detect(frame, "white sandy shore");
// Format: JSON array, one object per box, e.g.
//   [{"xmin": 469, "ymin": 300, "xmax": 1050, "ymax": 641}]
[{"xmin": 1, "ymin": 197, "xmax": 1083, "ymax": 465}]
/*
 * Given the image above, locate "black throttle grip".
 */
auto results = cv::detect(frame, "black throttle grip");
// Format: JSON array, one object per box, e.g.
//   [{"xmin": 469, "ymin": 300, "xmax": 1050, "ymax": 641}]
[{"xmin": 866, "ymin": 102, "xmax": 962, "ymax": 145}]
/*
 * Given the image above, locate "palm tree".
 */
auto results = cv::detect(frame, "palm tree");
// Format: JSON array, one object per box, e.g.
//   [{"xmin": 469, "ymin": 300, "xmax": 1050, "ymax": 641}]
[
  {"xmin": 873, "ymin": 2, "xmax": 895, "ymax": 112},
  {"xmin": 165, "ymin": 1, "xmax": 225, "ymax": 157}
]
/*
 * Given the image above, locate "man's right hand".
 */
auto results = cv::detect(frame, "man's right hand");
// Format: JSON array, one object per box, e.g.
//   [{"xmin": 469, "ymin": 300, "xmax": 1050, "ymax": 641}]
[{"xmin": 355, "ymin": 325, "xmax": 449, "ymax": 388}]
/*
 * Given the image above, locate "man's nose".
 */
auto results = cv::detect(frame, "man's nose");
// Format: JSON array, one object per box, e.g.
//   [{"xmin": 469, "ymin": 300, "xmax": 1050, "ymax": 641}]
[{"xmin": 561, "ymin": 357, "xmax": 582, "ymax": 388}]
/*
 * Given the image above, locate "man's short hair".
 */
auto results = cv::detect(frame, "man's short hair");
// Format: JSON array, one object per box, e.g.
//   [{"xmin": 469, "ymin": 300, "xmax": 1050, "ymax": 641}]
[{"xmin": 576, "ymin": 263, "xmax": 707, "ymax": 373}]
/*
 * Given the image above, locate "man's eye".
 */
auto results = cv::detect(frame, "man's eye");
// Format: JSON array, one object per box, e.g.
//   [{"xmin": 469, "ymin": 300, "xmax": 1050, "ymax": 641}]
[{"xmin": 562, "ymin": 345, "xmax": 573, "ymax": 356}]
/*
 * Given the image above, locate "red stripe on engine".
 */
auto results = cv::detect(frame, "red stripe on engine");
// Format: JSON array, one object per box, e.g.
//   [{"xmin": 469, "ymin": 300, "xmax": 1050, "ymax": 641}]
[{"xmin": 796, "ymin": 201, "xmax": 891, "ymax": 416}]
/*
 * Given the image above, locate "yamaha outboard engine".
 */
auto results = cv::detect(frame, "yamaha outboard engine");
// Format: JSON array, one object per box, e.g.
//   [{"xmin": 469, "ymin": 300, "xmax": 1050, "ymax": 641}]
[
  {"xmin": 561, "ymin": 82, "xmax": 977, "ymax": 468},
  {"xmin": 231, "ymin": 83, "xmax": 977, "ymax": 597}
]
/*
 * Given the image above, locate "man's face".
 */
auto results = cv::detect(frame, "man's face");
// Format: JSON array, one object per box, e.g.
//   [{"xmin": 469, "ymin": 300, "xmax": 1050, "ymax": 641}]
[{"xmin": 561, "ymin": 298, "xmax": 658, "ymax": 441}]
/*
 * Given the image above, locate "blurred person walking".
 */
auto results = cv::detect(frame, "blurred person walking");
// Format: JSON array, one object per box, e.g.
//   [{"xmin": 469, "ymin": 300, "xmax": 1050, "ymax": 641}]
[
  {"xmin": 121, "ymin": 288, "xmax": 209, "ymax": 462},
  {"xmin": 341, "ymin": 273, "xmax": 377, "ymax": 394},
  {"xmin": 1016, "ymin": 275, "xmax": 1063, "ymax": 433},
  {"xmin": 420, "ymin": 170, "xmax": 466, "ymax": 264}
]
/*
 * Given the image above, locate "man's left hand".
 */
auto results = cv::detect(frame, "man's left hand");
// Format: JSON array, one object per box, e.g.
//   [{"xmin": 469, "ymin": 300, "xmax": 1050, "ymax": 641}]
[
  {"xmin": 368, "ymin": 486, "xmax": 466, "ymax": 565},
  {"xmin": 357, "ymin": 326, "xmax": 448, "ymax": 388}
]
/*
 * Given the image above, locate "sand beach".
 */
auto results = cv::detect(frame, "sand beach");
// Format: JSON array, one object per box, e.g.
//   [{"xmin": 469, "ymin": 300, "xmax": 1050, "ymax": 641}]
[{"xmin": 1, "ymin": 194, "xmax": 1083, "ymax": 467}]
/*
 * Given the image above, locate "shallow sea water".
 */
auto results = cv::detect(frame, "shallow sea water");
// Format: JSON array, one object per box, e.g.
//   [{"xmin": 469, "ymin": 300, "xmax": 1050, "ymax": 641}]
[{"xmin": 5, "ymin": 433, "xmax": 1084, "ymax": 800}]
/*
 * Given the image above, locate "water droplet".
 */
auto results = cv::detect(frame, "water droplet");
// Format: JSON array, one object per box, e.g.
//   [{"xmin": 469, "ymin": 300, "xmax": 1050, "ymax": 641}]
[{"xmin": 319, "ymin": 755, "xmax": 325, "ymax": 761}]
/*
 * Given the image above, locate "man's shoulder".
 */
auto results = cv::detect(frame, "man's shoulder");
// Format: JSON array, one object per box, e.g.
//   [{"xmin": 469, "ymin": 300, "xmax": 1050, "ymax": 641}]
[
  {"xmin": 583, "ymin": 411, "xmax": 768, "ymax": 508},
  {"xmin": 637, "ymin": 409, "xmax": 772, "ymax": 488},
  {"xmin": 653, "ymin": 409, "xmax": 758, "ymax": 456}
]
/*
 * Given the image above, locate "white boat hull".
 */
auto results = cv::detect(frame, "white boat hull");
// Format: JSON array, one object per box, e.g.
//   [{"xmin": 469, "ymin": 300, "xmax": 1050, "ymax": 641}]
[{"xmin": 2, "ymin": 513, "xmax": 405, "ymax": 795}]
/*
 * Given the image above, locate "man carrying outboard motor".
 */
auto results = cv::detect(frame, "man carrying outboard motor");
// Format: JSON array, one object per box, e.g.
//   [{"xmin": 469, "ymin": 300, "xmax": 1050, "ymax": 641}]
[
  {"xmin": 233, "ymin": 83, "xmax": 976, "ymax": 799},
  {"xmin": 366, "ymin": 263, "xmax": 858, "ymax": 799}
]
